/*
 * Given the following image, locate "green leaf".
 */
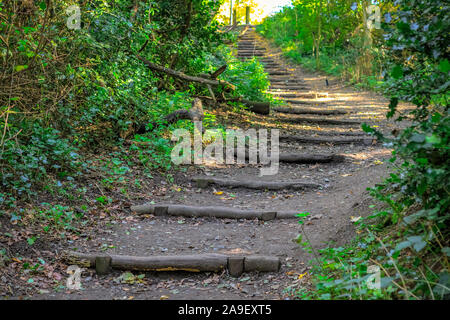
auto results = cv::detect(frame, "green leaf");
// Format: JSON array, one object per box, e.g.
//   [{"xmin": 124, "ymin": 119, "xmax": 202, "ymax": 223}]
[
  {"xmin": 438, "ymin": 59, "xmax": 450, "ymax": 73},
  {"xmin": 27, "ymin": 237, "xmax": 36, "ymax": 246},
  {"xmin": 395, "ymin": 240, "xmax": 411, "ymax": 251},
  {"xmin": 407, "ymin": 236, "xmax": 427, "ymax": 252},
  {"xmin": 425, "ymin": 135, "xmax": 441, "ymax": 145},
  {"xmin": 415, "ymin": 158, "xmax": 428, "ymax": 165},
  {"xmin": 391, "ymin": 65, "xmax": 403, "ymax": 79},
  {"xmin": 14, "ymin": 65, "xmax": 28, "ymax": 72},
  {"xmin": 443, "ymin": 247, "xmax": 450, "ymax": 257},
  {"xmin": 410, "ymin": 133, "xmax": 425, "ymax": 143}
]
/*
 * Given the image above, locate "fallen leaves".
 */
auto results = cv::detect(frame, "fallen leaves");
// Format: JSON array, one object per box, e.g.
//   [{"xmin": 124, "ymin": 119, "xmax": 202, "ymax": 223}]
[{"xmin": 114, "ymin": 272, "xmax": 146, "ymax": 284}]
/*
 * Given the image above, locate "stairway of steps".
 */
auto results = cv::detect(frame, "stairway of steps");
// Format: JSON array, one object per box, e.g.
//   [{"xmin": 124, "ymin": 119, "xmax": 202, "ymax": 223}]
[{"xmin": 65, "ymin": 27, "xmax": 385, "ymax": 296}]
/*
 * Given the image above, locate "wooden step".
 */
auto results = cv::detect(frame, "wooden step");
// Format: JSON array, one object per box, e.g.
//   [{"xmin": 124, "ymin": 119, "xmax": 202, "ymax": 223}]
[
  {"xmin": 274, "ymin": 106, "xmax": 348, "ymax": 115},
  {"xmin": 272, "ymin": 93, "xmax": 328, "ymax": 99},
  {"xmin": 284, "ymin": 99, "xmax": 326, "ymax": 105},
  {"xmin": 270, "ymin": 86, "xmax": 311, "ymax": 91},
  {"xmin": 131, "ymin": 204, "xmax": 277, "ymax": 221},
  {"xmin": 280, "ymin": 116, "xmax": 361, "ymax": 126},
  {"xmin": 232, "ymin": 149, "xmax": 346, "ymax": 164},
  {"xmin": 193, "ymin": 177, "xmax": 322, "ymax": 190},
  {"xmin": 64, "ymin": 251, "xmax": 281, "ymax": 276},
  {"xmin": 280, "ymin": 135, "xmax": 375, "ymax": 145}
]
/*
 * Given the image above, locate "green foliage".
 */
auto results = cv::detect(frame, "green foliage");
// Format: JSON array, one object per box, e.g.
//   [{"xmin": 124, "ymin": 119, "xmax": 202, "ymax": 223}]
[
  {"xmin": 38, "ymin": 203, "xmax": 85, "ymax": 232},
  {"xmin": 257, "ymin": 1, "xmax": 389, "ymax": 88},
  {"xmin": 289, "ymin": 0, "xmax": 449, "ymax": 300},
  {"xmin": 204, "ymin": 45, "xmax": 272, "ymax": 103},
  {"xmin": 1, "ymin": 0, "xmax": 259, "ymax": 198},
  {"xmin": 0, "ymin": 122, "xmax": 82, "ymax": 196}
]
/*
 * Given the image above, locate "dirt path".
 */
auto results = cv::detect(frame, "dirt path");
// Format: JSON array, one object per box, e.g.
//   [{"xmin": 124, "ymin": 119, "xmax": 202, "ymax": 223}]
[{"xmin": 31, "ymin": 27, "xmax": 403, "ymax": 300}]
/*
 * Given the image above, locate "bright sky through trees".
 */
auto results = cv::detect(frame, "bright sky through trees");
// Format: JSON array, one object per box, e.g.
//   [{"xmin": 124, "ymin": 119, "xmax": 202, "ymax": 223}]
[
  {"xmin": 217, "ymin": 0, "xmax": 293, "ymax": 24},
  {"xmin": 256, "ymin": 0, "xmax": 293, "ymax": 16}
]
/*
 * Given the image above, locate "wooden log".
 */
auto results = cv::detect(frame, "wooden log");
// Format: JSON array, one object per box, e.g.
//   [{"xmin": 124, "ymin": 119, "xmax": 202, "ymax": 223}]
[
  {"xmin": 227, "ymin": 256, "xmax": 245, "ymax": 277},
  {"xmin": 244, "ymin": 255, "xmax": 281, "ymax": 272},
  {"xmin": 131, "ymin": 204, "xmax": 277, "ymax": 221},
  {"xmin": 280, "ymin": 135, "xmax": 375, "ymax": 145},
  {"xmin": 238, "ymin": 47, "xmax": 265, "ymax": 50},
  {"xmin": 136, "ymin": 98, "xmax": 203, "ymax": 134},
  {"xmin": 285, "ymin": 99, "xmax": 325, "ymax": 105},
  {"xmin": 305, "ymin": 131, "xmax": 367, "ymax": 137},
  {"xmin": 262, "ymin": 64, "xmax": 281, "ymax": 68},
  {"xmin": 228, "ymin": 146, "xmax": 346, "ymax": 165},
  {"xmin": 211, "ymin": 65, "xmax": 228, "ymax": 79},
  {"xmin": 95, "ymin": 254, "xmax": 112, "ymax": 275},
  {"xmin": 62, "ymin": 251, "xmax": 95, "ymax": 267},
  {"xmin": 111, "ymin": 254, "xmax": 228, "ymax": 272},
  {"xmin": 193, "ymin": 177, "xmax": 321, "ymax": 190},
  {"xmin": 276, "ymin": 211, "xmax": 304, "ymax": 219},
  {"xmin": 238, "ymin": 49, "xmax": 266, "ymax": 52},
  {"xmin": 267, "ymin": 72, "xmax": 290, "ymax": 76},
  {"xmin": 136, "ymin": 54, "xmax": 236, "ymax": 91},
  {"xmin": 270, "ymin": 86, "xmax": 311, "ymax": 90},
  {"xmin": 64, "ymin": 252, "xmax": 282, "ymax": 273},
  {"xmin": 265, "ymin": 69, "xmax": 290, "ymax": 74},
  {"xmin": 279, "ymin": 153, "xmax": 345, "ymax": 163},
  {"xmin": 269, "ymin": 79, "xmax": 305, "ymax": 84},
  {"xmin": 239, "ymin": 54, "xmax": 267, "ymax": 58},
  {"xmin": 273, "ymin": 93, "xmax": 328, "ymax": 99},
  {"xmin": 281, "ymin": 116, "xmax": 360, "ymax": 126},
  {"xmin": 274, "ymin": 106, "xmax": 347, "ymax": 115},
  {"xmin": 242, "ymin": 99, "xmax": 270, "ymax": 115}
]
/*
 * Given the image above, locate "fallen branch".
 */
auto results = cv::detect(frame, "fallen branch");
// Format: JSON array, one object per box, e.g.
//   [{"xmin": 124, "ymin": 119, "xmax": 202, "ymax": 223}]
[
  {"xmin": 136, "ymin": 54, "xmax": 235, "ymax": 91},
  {"xmin": 136, "ymin": 98, "xmax": 203, "ymax": 134}
]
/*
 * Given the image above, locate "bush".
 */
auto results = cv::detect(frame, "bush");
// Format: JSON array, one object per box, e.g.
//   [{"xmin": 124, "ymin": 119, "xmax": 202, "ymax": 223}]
[{"xmin": 0, "ymin": 122, "xmax": 82, "ymax": 197}]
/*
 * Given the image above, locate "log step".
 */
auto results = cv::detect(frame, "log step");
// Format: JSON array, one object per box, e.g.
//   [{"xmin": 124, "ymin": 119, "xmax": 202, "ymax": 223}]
[
  {"xmin": 270, "ymin": 86, "xmax": 311, "ymax": 90},
  {"xmin": 193, "ymin": 177, "xmax": 322, "ymax": 190},
  {"xmin": 233, "ymin": 150, "xmax": 346, "ymax": 164},
  {"xmin": 268, "ymin": 72, "xmax": 291, "ymax": 76},
  {"xmin": 238, "ymin": 53, "xmax": 265, "ymax": 57},
  {"xmin": 63, "ymin": 252, "xmax": 281, "ymax": 276},
  {"xmin": 272, "ymin": 93, "xmax": 328, "ymax": 99},
  {"xmin": 238, "ymin": 50, "xmax": 266, "ymax": 53},
  {"xmin": 284, "ymin": 99, "xmax": 326, "ymax": 105},
  {"xmin": 280, "ymin": 116, "xmax": 361, "ymax": 126},
  {"xmin": 280, "ymin": 135, "xmax": 376, "ymax": 145},
  {"xmin": 242, "ymin": 100, "xmax": 270, "ymax": 115},
  {"xmin": 279, "ymin": 153, "xmax": 346, "ymax": 163},
  {"xmin": 274, "ymin": 106, "xmax": 348, "ymax": 115},
  {"xmin": 270, "ymin": 80, "xmax": 305, "ymax": 84},
  {"xmin": 131, "ymin": 204, "xmax": 277, "ymax": 221}
]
